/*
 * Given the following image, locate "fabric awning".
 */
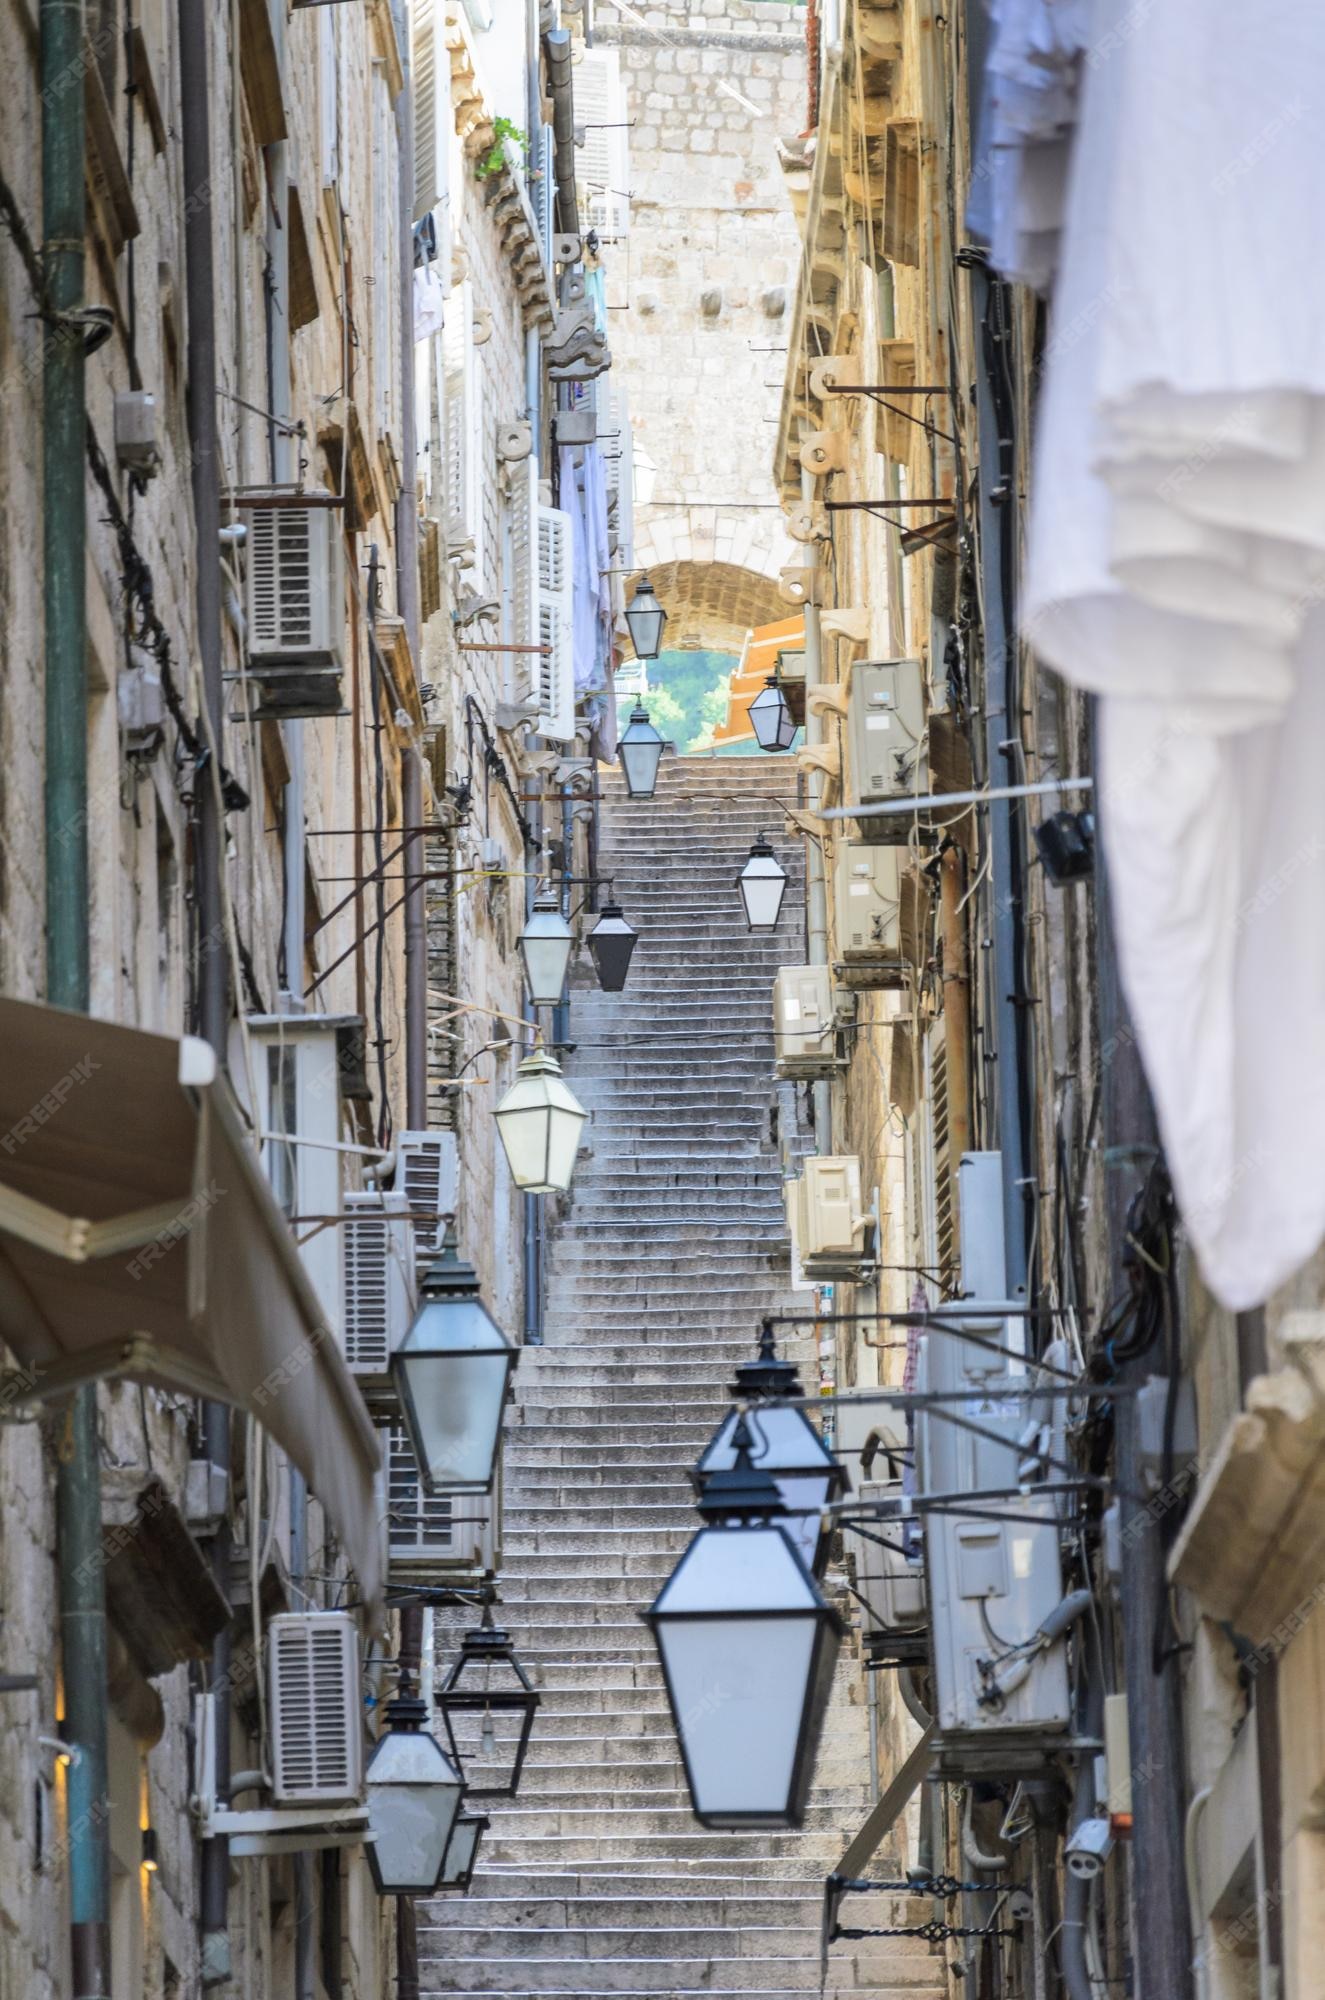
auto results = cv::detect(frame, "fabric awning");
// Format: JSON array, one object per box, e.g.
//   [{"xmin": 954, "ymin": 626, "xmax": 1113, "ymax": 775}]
[{"xmin": 0, "ymin": 997, "xmax": 384, "ymax": 1626}]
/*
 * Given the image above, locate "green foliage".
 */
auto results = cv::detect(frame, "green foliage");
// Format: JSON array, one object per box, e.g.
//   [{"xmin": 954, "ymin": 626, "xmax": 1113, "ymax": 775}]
[
  {"xmin": 475, "ymin": 119, "xmax": 528, "ymax": 181},
  {"xmin": 621, "ymin": 650, "xmax": 746, "ymax": 756}
]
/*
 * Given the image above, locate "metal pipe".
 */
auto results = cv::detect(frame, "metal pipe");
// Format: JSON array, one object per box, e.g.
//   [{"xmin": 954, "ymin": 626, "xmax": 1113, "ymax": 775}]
[
  {"xmin": 1060, "ymin": 1668, "xmax": 1103, "ymax": 2000},
  {"xmin": 969, "ymin": 259, "xmax": 1029, "ymax": 1297},
  {"xmin": 42, "ymin": 0, "xmax": 110, "ymax": 1987},
  {"xmin": 179, "ymin": 0, "xmax": 235, "ymax": 1976},
  {"xmin": 395, "ymin": 25, "xmax": 428, "ymax": 1129},
  {"xmin": 543, "ymin": 28, "xmax": 580, "ymax": 241}
]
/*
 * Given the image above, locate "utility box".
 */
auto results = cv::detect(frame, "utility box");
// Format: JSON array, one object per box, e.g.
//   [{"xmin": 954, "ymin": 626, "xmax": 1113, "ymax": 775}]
[
  {"xmin": 849, "ymin": 1473, "xmax": 927, "ymax": 1658},
  {"xmin": 847, "ymin": 658, "xmax": 927, "ymax": 811},
  {"xmin": 833, "ymin": 842, "xmax": 905, "ymax": 984},
  {"xmin": 788, "ymin": 1155, "xmax": 876, "ymax": 1278},
  {"xmin": 773, "ymin": 965, "xmax": 840, "ymax": 1079}
]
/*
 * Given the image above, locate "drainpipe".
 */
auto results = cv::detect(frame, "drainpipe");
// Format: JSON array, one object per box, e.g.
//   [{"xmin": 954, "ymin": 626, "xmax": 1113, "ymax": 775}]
[
  {"xmin": 967, "ymin": 257, "xmax": 1029, "ymax": 1298},
  {"xmin": 178, "ymin": 0, "xmax": 234, "ymax": 1978},
  {"xmin": 799, "ymin": 517, "xmax": 832, "ymax": 1149},
  {"xmin": 42, "ymin": 0, "xmax": 110, "ymax": 1989}
]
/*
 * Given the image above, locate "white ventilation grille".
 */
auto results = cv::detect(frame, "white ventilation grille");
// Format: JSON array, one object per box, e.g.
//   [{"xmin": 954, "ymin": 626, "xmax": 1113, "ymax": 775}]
[
  {"xmin": 397, "ymin": 1129, "xmax": 459, "ymax": 1260},
  {"xmin": 268, "ymin": 1612, "xmax": 363, "ymax": 1805},
  {"xmin": 537, "ymin": 504, "xmax": 575, "ymax": 742},
  {"xmin": 342, "ymin": 1190, "xmax": 416, "ymax": 1378},
  {"xmin": 243, "ymin": 506, "xmax": 343, "ymax": 666}
]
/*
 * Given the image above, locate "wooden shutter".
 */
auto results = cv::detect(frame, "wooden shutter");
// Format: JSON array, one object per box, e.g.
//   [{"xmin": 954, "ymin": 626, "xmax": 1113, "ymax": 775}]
[{"xmin": 537, "ymin": 504, "xmax": 575, "ymax": 742}]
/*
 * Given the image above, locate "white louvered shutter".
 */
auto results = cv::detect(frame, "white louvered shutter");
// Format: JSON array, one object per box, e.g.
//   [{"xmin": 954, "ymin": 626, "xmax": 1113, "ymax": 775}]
[
  {"xmin": 442, "ymin": 280, "xmax": 483, "ymax": 571},
  {"xmin": 268, "ymin": 1613, "xmax": 363, "ymax": 1804},
  {"xmin": 397, "ymin": 1129, "xmax": 458, "ymax": 1259},
  {"xmin": 537, "ymin": 504, "xmax": 575, "ymax": 742},
  {"xmin": 603, "ymin": 381, "xmax": 635, "ymax": 569},
  {"xmin": 371, "ymin": 72, "xmax": 395, "ymax": 445},
  {"xmin": 508, "ymin": 457, "xmax": 542, "ymax": 709},
  {"xmin": 535, "ymin": 122, "xmax": 556, "ymax": 269},
  {"xmin": 575, "ymin": 49, "xmax": 630, "ymax": 241}
]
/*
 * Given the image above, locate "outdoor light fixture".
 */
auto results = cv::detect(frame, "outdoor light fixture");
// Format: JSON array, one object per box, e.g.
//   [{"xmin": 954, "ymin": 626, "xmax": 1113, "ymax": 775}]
[
  {"xmin": 749, "ymin": 676, "xmax": 797, "ymax": 753},
  {"xmin": 587, "ymin": 902, "xmax": 639, "ymax": 992},
  {"xmin": 435, "ymin": 1811, "xmax": 490, "ymax": 1894},
  {"xmin": 365, "ymin": 1683, "xmax": 465, "ymax": 1896},
  {"xmin": 141, "ymin": 1827, "xmax": 159, "ymax": 1873},
  {"xmin": 644, "ymin": 1416, "xmax": 844, "ymax": 1830},
  {"xmin": 437, "ymin": 1606, "xmax": 541, "ymax": 1799},
  {"xmin": 390, "ymin": 1224, "xmax": 517, "ymax": 1495},
  {"xmin": 518, "ymin": 891, "xmax": 574, "ymax": 1007},
  {"xmin": 624, "ymin": 575, "xmax": 667, "ymax": 660},
  {"xmin": 494, "ymin": 1046, "xmax": 587, "ymax": 1193},
  {"xmin": 617, "ymin": 702, "xmax": 665, "ymax": 799},
  {"xmin": 692, "ymin": 1324, "xmax": 847, "ymax": 1577},
  {"xmin": 737, "ymin": 834, "xmax": 788, "ymax": 931}
]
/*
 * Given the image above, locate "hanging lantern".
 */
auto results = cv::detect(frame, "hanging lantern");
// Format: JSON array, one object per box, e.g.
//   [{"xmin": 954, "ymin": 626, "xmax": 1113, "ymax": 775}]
[
  {"xmin": 434, "ymin": 1812, "xmax": 490, "ymax": 1895},
  {"xmin": 617, "ymin": 703, "xmax": 665, "ymax": 799},
  {"xmin": 692, "ymin": 1324, "xmax": 848, "ymax": 1577},
  {"xmin": 365, "ymin": 1686, "xmax": 466, "ymax": 1896},
  {"xmin": 737, "ymin": 834, "xmax": 788, "ymax": 930},
  {"xmin": 494, "ymin": 1047, "xmax": 587, "ymax": 1193},
  {"xmin": 644, "ymin": 1417, "xmax": 844, "ymax": 1830},
  {"xmin": 749, "ymin": 676, "xmax": 798, "ymax": 753},
  {"xmin": 518, "ymin": 891, "xmax": 574, "ymax": 1008},
  {"xmin": 624, "ymin": 575, "xmax": 667, "ymax": 660},
  {"xmin": 390, "ymin": 1226, "xmax": 517, "ymax": 1496},
  {"xmin": 587, "ymin": 902, "xmax": 639, "ymax": 992},
  {"xmin": 436, "ymin": 1607, "xmax": 541, "ymax": 1799}
]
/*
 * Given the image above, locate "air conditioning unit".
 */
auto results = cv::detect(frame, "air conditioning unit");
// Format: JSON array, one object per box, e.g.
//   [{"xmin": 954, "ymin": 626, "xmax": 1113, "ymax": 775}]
[
  {"xmin": 789, "ymin": 1155, "xmax": 876, "ymax": 1278},
  {"xmin": 342, "ymin": 1191, "xmax": 416, "ymax": 1384},
  {"xmin": 773, "ymin": 965, "xmax": 840, "ymax": 1080},
  {"xmin": 848, "ymin": 1476, "xmax": 927, "ymax": 1658},
  {"xmin": 379, "ymin": 1421, "xmax": 494, "ymax": 1579},
  {"xmin": 269, "ymin": 1612, "xmax": 363, "ymax": 1805},
  {"xmin": 241, "ymin": 505, "xmax": 346, "ymax": 719},
  {"xmin": 847, "ymin": 658, "xmax": 927, "ymax": 815},
  {"xmin": 833, "ymin": 843, "xmax": 905, "ymax": 985},
  {"xmin": 396, "ymin": 1129, "xmax": 459, "ymax": 1262}
]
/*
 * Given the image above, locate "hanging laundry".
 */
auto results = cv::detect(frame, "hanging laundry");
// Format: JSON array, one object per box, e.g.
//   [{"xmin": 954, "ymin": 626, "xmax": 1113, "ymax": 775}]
[
  {"xmin": 967, "ymin": 0, "xmax": 1089, "ymax": 292},
  {"xmin": 1024, "ymin": 0, "xmax": 1325, "ymax": 1307}
]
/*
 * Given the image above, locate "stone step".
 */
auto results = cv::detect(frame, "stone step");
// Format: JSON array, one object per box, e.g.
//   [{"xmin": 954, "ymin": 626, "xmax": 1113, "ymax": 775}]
[{"xmin": 416, "ymin": 1954, "xmax": 940, "ymax": 1994}]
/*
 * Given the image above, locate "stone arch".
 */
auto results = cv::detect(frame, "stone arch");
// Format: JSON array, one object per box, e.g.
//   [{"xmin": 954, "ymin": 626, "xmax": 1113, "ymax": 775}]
[{"xmin": 631, "ymin": 504, "xmax": 794, "ymax": 655}]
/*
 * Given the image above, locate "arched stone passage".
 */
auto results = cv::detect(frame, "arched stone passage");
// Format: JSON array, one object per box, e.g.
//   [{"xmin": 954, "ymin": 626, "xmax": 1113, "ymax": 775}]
[
  {"xmin": 636, "ymin": 558, "xmax": 788, "ymax": 656},
  {"xmin": 630, "ymin": 503, "xmax": 795, "ymax": 654}
]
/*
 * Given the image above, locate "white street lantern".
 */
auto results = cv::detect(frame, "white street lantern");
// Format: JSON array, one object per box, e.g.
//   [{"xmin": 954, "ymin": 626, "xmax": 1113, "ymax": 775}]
[
  {"xmin": 644, "ymin": 1419, "xmax": 844, "ymax": 1830},
  {"xmin": 435, "ymin": 1812, "xmax": 489, "ymax": 1894},
  {"xmin": 624, "ymin": 575, "xmax": 667, "ymax": 660},
  {"xmin": 365, "ymin": 1688, "xmax": 465, "ymax": 1896},
  {"xmin": 494, "ymin": 1047, "xmax": 587, "ymax": 1193},
  {"xmin": 693, "ymin": 1325, "xmax": 848, "ymax": 1577},
  {"xmin": 618, "ymin": 703, "xmax": 665, "ymax": 800},
  {"xmin": 519, "ymin": 892, "xmax": 574, "ymax": 1007},
  {"xmin": 390, "ymin": 1227, "xmax": 517, "ymax": 1495},
  {"xmin": 587, "ymin": 902, "xmax": 639, "ymax": 992},
  {"xmin": 749, "ymin": 677, "xmax": 797, "ymax": 753},
  {"xmin": 737, "ymin": 834, "xmax": 788, "ymax": 931}
]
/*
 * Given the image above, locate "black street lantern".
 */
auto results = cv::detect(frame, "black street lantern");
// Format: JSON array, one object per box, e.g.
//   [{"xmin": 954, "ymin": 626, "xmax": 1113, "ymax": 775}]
[
  {"xmin": 644, "ymin": 1417, "xmax": 844, "ymax": 1831},
  {"xmin": 390, "ymin": 1226, "xmax": 517, "ymax": 1496},
  {"xmin": 749, "ymin": 676, "xmax": 798, "ymax": 753},
  {"xmin": 518, "ymin": 891, "xmax": 575, "ymax": 1007},
  {"xmin": 624, "ymin": 575, "xmax": 667, "ymax": 660},
  {"xmin": 436, "ymin": 1606, "xmax": 541, "ymax": 1799},
  {"xmin": 736, "ymin": 833, "xmax": 788, "ymax": 930},
  {"xmin": 365, "ymin": 1686, "xmax": 465, "ymax": 1896},
  {"xmin": 435, "ymin": 1812, "xmax": 489, "ymax": 1895},
  {"xmin": 587, "ymin": 903, "xmax": 639, "ymax": 992},
  {"xmin": 617, "ymin": 703, "xmax": 665, "ymax": 799},
  {"xmin": 692, "ymin": 1324, "xmax": 848, "ymax": 1578}
]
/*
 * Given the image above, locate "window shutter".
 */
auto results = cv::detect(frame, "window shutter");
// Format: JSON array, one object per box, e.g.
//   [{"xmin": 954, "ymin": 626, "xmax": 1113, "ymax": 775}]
[
  {"xmin": 920, "ymin": 1017, "xmax": 957, "ymax": 1289},
  {"xmin": 319, "ymin": 9, "xmax": 339, "ymax": 190},
  {"xmin": 575, "ymin": 48, "xmax": 630, "ymax": 240},
  {"xmin": 371, "ymin": 72, "xmax": 394, "ymax": 446},
  {"xmin": 509, "ymin": 458, "xmax": 542, "ymax": 709},
  {"xmin": 602, "ymin": 381, "xmax": 635, "ymax": 568},
  {"xmin": 535, "ymin": 122, "xmax": 556, "ymax": 269},
  {"xmin": 537, "ymin": 503, "xmax": 575, "ymax": 742},
  {"xmin": 442, "ymin": 280, "xmax": 483, "ymax": 572},
  {"xmin": 382, "ymin": 1420, "xmax": 455, "ymax": 1565}
]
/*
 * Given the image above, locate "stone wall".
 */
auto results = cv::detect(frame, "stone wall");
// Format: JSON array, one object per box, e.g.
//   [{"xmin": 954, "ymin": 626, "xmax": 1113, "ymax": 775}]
[{"xmin": 594, "ymin": 0, "xmax": 807, "ymax": 647}]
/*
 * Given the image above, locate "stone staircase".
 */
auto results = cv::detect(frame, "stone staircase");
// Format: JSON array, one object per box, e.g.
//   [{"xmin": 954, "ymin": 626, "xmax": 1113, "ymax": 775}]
[{"xmin": 421, "ymin": 757, "xmax": 944, "ymax": 1999}]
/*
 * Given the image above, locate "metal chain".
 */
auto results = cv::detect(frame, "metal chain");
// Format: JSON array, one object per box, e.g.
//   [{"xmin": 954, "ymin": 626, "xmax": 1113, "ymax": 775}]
[
  {"xmin": 837, "ymin": 1922, "xmax": 1020, "ymax": 1944},
  {"xmin": 837, "ymin": 1874, "xmax": 1011, "ymax": 1898}
]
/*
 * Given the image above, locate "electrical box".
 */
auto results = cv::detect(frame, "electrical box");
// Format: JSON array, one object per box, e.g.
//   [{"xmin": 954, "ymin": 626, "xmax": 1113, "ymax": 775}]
[
  {"xmin": 773, "ymin": 965, "xmax": 840, "ymax": 1079},
  {"xmin": 958, "ymin": 1152, "xmax": 1009, "ymax": 1301},
  {"xmin": 788, "ymin": 1155, "xmax": 876, "ymax": 1279},
  {"xmin": 847, "ymin": 658, "xmax": 927, "ymax": 810},
  {"xmin": 117, "ymin": 644, "xmax": 167, "ymax": 761},
  {"xmin": 242, "ymin": 505, "xmax": 345, "ymax": 718},
  {"xmin": 115, "ymin": 389, "xmax": 161, "ymax": 475},
  {"xmin": 833, "ymin": 843, "xmax": 904, "ymax": 980},
  {"xmin": 342, "ymin": 1191, "xmax": 416, "ymax": 1385},
  {"xmin": 1136, "ymin": 1375, "xmax": 1198, "ymax": 1491},
  {"xmin": 848, "ymin": 1474, "xmax": 927, "ymax": 1654},
  {"xmin": 268, "ymin": 1612, "xmax": 363, "ymax": 1805}
]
